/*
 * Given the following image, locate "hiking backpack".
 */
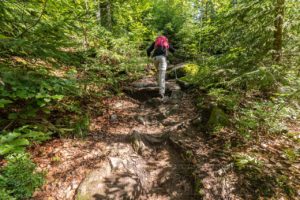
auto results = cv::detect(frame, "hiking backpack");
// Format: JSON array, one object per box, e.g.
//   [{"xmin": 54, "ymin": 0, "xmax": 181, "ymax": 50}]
[{"xmin": 154, "ymin": 36, "xmax": 169, "ymax": 49}]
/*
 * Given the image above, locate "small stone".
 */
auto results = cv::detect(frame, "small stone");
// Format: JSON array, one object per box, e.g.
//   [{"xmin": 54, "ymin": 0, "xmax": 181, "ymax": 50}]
[
  {"xmin": 147, "ymin": 97, "xmax": 163, "ymax": 105},
  {"xmin": 157, "ymin": 113, "xmax": 167, "ymax": 120},
  {"xmin": 169, "ymin": 104, "xmax": 180, "ymax": 114},
  {"xmin": 162, "ymin": 118, "xmax": 178, "ymax": 126},
  {"xmin": 113, "ymin": 102, "xmax": 123, "ymax": 109},
  {"xmin": 261, "ymin": 143, "xmax": 267, "ymax": 148},
  {"xmin": 162, "ymin": 96, "xmax": 170, "ymax": 103},
  {"xmin": 136, "ymin": 116, "xmax": 146, "ymax": 125},
  {"xmin": 192, "ymin": 117, "xmax": 202, "ymax": 126},
  {"xmin": 159, "ymin": 106, "xmax": 168, "ymax": 115},
  {"xmin": 110, "ymin": 114, "xmax": 118, "ymax": 122},
  {"xmin": 171, "ymin": 90, "xmax": 183, "ymax": 100},
  {"xmin": 109, "ymin": 157, "xmax": 125, "ymax": 170}
]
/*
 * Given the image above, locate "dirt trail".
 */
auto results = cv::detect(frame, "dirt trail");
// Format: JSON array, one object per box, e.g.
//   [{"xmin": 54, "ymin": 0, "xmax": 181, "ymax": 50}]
[{"xmin": 31, "ymin": 76, "xmax": 201, "ymax": 200}]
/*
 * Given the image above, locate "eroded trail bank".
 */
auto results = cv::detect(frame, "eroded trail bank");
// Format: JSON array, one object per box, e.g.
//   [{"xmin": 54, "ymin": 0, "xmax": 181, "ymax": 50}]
[{"xmin": 31, "ymin": 76, "xmax": 201, "ymax": 199}]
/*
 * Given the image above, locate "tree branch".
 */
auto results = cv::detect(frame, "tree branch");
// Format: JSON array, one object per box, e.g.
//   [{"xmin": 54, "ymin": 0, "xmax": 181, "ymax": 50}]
[{"xmin": 17, "ymin": 0, "xmax": 48, "ymax": 38}]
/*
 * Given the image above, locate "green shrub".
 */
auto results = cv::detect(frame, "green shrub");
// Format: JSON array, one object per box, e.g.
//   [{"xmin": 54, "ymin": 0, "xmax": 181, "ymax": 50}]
[
  {"xmin": 207, "ymin": 88, "xmax": 239, "ymax": 111},
  {"xmin": 235, "ymin": 100, "xmax": 294, "ymax": 138},
  {"xmin": 233, "ymin": 153, "xmax": 277, "ymax": 197},
  {"xmin": 0, "ymin": 188, "xmax": 15, "ymax": 200},
  {"xmin": 0, "ymin": 126, "xmax": 50, "ymax": 156},
  {"xmin": 0, "ymin": 153, "xmax": 44, "ymax": 200},
  {"xmin": 207, "ymin": 106, "xmax": 229, "ymax": 133},
  {"xmin": 233, "ymin": 153, "xmax": 263, "ymax": 171},
  {"xmin": 181, "ymin": 64, "xmax": 216, "ymax": 87}
]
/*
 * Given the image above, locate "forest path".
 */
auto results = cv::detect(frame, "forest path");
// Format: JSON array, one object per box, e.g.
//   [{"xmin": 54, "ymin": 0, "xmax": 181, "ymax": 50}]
[
  {"xmin": 31, "ymin": 74, "xmax": 221, "ymax": 200},
  {"xmin": 75, "ymin": 76, "xmax": 197, "ymax": 200}
]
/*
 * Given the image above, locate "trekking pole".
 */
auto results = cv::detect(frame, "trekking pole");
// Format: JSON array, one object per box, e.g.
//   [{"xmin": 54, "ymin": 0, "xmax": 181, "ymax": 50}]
[{"xmin": 175, "ymin": 67, "xmax": 178, "ymax": 80}]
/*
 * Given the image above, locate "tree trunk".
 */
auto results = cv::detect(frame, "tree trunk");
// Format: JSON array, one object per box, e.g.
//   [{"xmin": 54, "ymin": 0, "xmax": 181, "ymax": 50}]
[
  {"xmin": 273, "ymin": 0, "xmax": 285, "ymax": 63},
  {"xmin": 83, "ymin": 0, "xmax": 89, "ymax": 49},
  {"xmin": 197, "ymin": 0, "xmax": 204, "ymax": 20},
  {"xmin": 106, "ymin": 1, "xmax": 112, "ymax": 29},
  {"xmin": 209, "ymin": 0, "xmax": 216, "ymax": 19},
  {"xmin": 82, "ymin": 26, "xmax": 89, "ymax": 49},
  {"xmin": 205, "ymin": 1, "xmax": 209, "ymax": 19},
  {"xmin": 95, "ymin": 0, "xmax": 101, "ymax": 25},
  {"xmin": 85, "ymin": 0, "xmax": 89, "ymax": 12}
]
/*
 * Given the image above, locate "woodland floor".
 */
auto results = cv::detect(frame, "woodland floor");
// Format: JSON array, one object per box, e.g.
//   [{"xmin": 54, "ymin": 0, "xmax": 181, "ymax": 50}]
[{"xmin": 29, "ymin": 76, "xmax": 300, "ymax": 200}]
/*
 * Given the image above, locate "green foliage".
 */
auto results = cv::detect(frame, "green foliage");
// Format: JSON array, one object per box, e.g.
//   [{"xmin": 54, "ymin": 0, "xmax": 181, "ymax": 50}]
[
  {"xmin": 233, "ymin": 153, "xmax": 277, "ymax": 197},
  {"xmin": 181, "ymin": 63, "xmax": 200, "ymax": 77},
  {"xmin": 0, "ymin": 0, "xmax": 299, "ymax": 198},
  {"xmin": 0, "ymin": 126, "xmax": 50, "ymax": 156},
  {"xmin": 276, "ymin": 175, "xmax": 297, "ymax": 197},
  {"xmin": 234, "ymin": 99, "xmax": 297, "ymax": 138},
  {"xmin": 168, "ymin": 63, "xmax": 200, "ymax": 79},
  {"xmin": 233, "ymin": 152, "xmax": 297, "ymax": 198},
  {"xmin": 283, "ymin": 148, "xmax": 299, "ymax": 162},
  {"xmin": 207, "ymin": 88, "xmax": 239, "ymax": 110},
  {"xmin": 234, "ymin": 153, "xmax": 263, "ymax": 171},
  {"xmin": 0, "ymin": 0, "xmax": 151, "ymax": 159},
  {"xmin": 176, "ymin": 2, "xmax": 299, "ymax": 197},
  {"xmin": 0, "ymin": 99, "xmax": 12, "ymax": 108},
  {"xmin": 207, "ymin": 106, "xmax": 229, "ymax": 133},
  {"xmin": 177, "ymin": 0, "xmax": 299, "ymax": 140},
  {"xmin": 0, "ymin": 153, "xmax": 44, "ymax": 200},
  {"xmin": 0, "ymin": 188, "xmax": 15, "ymax": 200}
]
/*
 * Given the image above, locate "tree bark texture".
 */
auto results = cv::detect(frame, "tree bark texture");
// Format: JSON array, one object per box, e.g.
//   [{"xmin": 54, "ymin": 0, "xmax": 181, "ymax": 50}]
[
  {"xmin": 273, "ymin": 0, "xmax": 285, "ymax": 63},
  {"xmin": 95, "ymin": 0, "xmax": 101, "ymax": 25},
  {"xmin": 106, "ymin": 1, "xmax": 112, "ymax": 29}
]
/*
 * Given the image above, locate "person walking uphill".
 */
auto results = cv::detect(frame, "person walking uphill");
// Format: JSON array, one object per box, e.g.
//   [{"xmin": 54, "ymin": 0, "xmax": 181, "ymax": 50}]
[{"xmin": 147, "ymin": 36, "xmax": 175, "ymax": 99}]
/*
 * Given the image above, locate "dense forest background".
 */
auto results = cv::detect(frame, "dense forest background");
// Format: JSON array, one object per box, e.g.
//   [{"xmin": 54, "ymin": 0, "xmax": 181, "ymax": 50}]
[{"xmin": 0, "ymin": 0, "xmax": 299, "ymax": 199}]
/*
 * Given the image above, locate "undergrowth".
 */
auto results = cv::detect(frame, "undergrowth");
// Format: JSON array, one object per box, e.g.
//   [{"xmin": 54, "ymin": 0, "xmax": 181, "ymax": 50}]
[{"xmin": 0, "ymin": 153, "xmax": 44, "ymax": 200}]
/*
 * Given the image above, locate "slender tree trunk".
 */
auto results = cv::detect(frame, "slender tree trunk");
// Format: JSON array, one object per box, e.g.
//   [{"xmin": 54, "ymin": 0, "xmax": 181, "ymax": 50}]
[
  {"xmin": 197, "ymin": 0, "xmax": 204, "ymax": 20},
  {"xmin": 106, "ymin": 1, "xmax": 112, "ymax": 29},
  {"xmin": 205, "ymin": 1, "xmax": 209, "ymax": 19},
  {"xmin": 85, "ymin": 0, "xmax": 89, "ymax": 11},
  {"xmin": 209, "ymin": 0, "xmax": 216, "ymax": 19},
  {"xmin": 83, "ymin": 0, "xmax": 89, "ymax": 49},
  {"xmin": 95, "ymin": 0, "xmax": 101, "ymax": 25},
  {"xmin": 18, "ymin": 0, "xmax": 48, "ymax": 37},
  {"xmin": 273, "ymin": 0, "xmax": 285, "ymax": 63},
  {"xmin": 82, "ymin": 26, "xmax": 89, "ymax": 49}
]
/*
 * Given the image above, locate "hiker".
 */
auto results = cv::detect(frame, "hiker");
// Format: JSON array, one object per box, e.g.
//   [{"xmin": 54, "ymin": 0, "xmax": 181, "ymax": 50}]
[{"xmin": 147, "ymin": 35, "xmax": 175, "ymax": 99}]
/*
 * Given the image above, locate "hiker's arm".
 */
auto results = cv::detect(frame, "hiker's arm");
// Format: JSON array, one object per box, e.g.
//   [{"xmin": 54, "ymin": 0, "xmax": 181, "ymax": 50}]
[
  {"xmin": 169, "ymin": 45, "xmax": 175, "ymax": 54},
  {"xmin": 147, "ymin": 42, "xmax": 155, "ymax": 57}
]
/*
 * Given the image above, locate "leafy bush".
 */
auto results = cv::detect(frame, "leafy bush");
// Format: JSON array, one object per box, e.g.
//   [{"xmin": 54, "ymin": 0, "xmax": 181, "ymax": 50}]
[
  {"xmin": 233, "ymin": 153, "xmax": 277, "ymax": 197},
  {"xmin": 0, "ymin": 188, "xmax": 15, "ymax": 200},
  {"xmin": 0, "ymin": 153, "xmax": 44, "ymax": 200},
  {"xmin": 234, "ymin": 98, "xmax": 296, "ymax": 139},
  {"xmin": 0, "ymin": 126, "xmax": 50, "ymax": 156},
  {"xmin": 207, "ymin": 88, "xmax": 240, "ymax": 111},
  {"xmin": 233, "ymin": 153, "xmax": 263, "ymax": 171},
  {"xmin": 233, "ymin": 151, "xmax": 297, "ymax": 197}
]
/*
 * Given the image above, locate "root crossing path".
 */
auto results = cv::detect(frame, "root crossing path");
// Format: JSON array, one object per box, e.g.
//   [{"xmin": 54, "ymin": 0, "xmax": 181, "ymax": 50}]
[{"xmin": 32, "ymin": 76, "xmax": 204, "ymax": 200}]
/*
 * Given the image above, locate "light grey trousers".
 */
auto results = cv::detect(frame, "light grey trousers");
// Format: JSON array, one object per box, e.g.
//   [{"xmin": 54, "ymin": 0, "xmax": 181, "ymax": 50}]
[{"xmin": 153, "ymin": 55, "xmax": 167, "ymax": 97}]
